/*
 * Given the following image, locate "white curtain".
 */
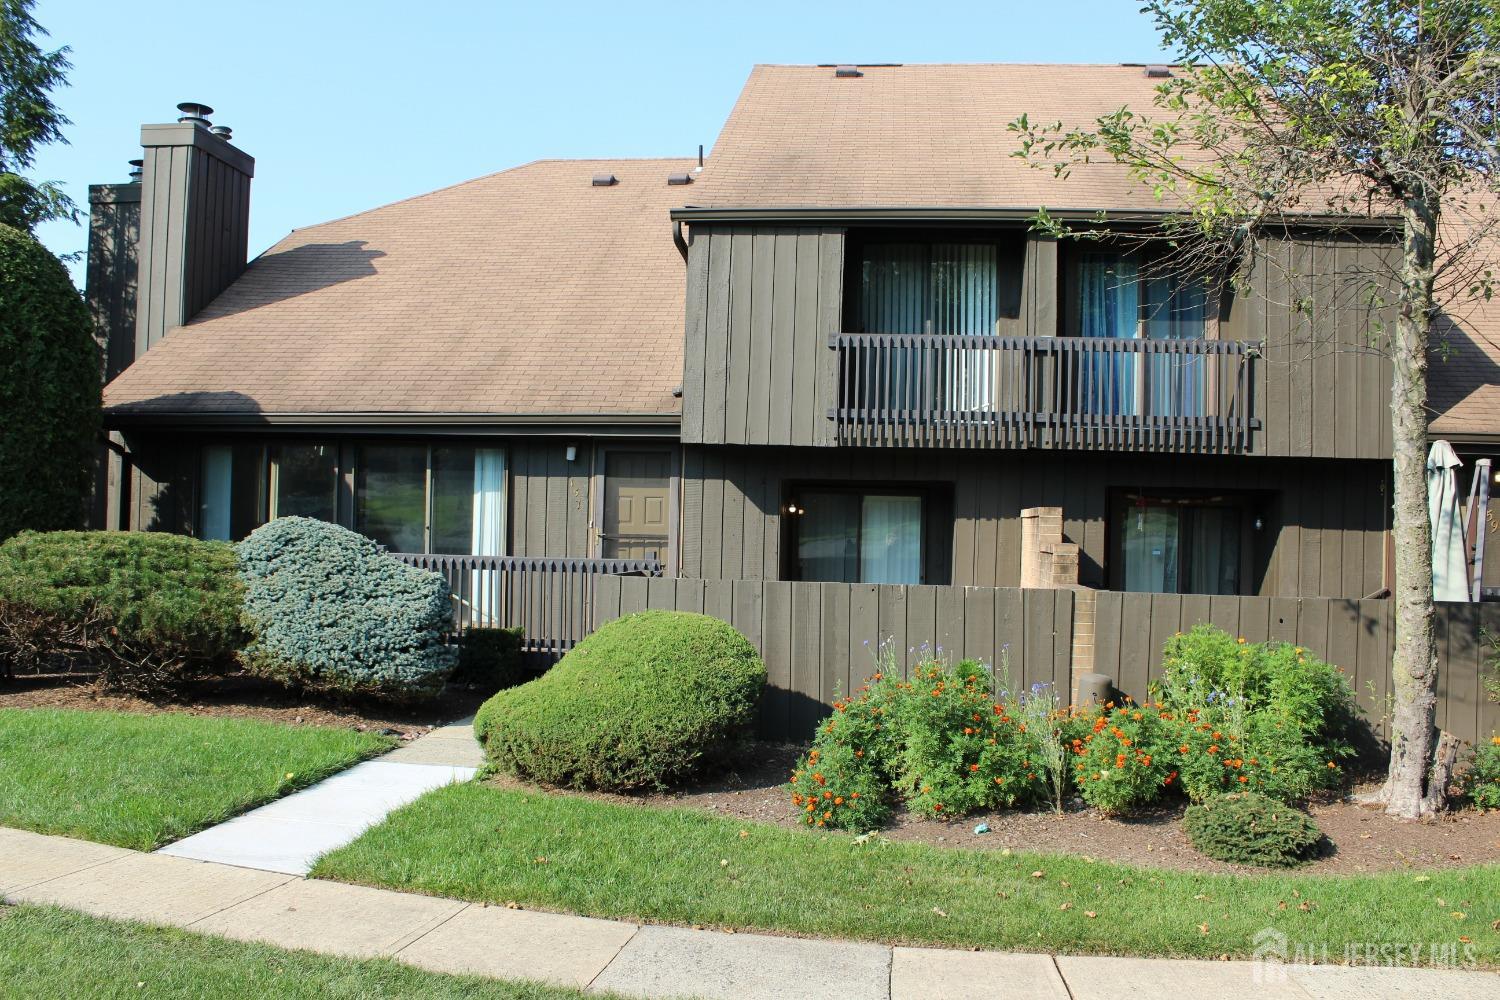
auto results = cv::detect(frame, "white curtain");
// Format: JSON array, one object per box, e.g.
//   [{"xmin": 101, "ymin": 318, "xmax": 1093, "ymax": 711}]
[
  {"xmin": 199, "ymin": 446, "xmax": 233, "ymax": 541},
  {"xmin": 1121, "ymin": 504, "xmax": 1178, "ymax": 593},
  {"xmin": 860, "ymin": 495, "xmax": 922, "ymax": 584},
  {"xmin": 469, "ymin": 448, "xmax": 507, "ymax": 625},
  {"xmin": 1078, "ymin": 254, "xmax": 1140, "ymax": 416}
]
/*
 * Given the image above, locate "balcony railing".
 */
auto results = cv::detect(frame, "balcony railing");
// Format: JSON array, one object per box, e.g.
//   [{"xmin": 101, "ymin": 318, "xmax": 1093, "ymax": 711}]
[
  {"xmin": 391, "ymin": 553, "xmax": 663, "ymax": 661},
  {"xmin": 828, "ymin": 334, "xmax": 1259, "ymax": 452}
]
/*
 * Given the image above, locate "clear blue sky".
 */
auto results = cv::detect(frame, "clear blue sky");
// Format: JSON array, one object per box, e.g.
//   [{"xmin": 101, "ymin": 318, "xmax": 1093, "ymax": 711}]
[{"xmin": 31, "ymin": 1, "xmax": 1172, "ymax": 283}]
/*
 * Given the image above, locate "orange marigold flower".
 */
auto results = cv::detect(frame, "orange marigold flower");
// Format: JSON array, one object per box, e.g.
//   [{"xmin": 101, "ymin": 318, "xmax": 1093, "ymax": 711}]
[
  {"xmin": 964, "ymin": 727, "xmax": 974, "ymax": 735},
  {"xmin": 969, "ymin": 763, "xmax": 980, "ymax": 773},
  {"xmin": 834, "ymin": 796, "xmax": 844, "ymax": 805},
  {"xmin": 823, "ymin": 811, "xmax": 832, "ymax": 820},
  {"xmin": 934, "ymin": 803, "xmax": 944, "ymax": 811},
  {"xmin": 1115, "ymin": 754, "xmax": 1127, "ymax": 767},
  {"xmin": 1238, "ymin": 775, "xmax": 1249, "ymax": 784},
  {"xmin": 1179, "ymin": 745, "xmax": 1190, "ymax": 754},
  {"xmin": 1207, "ymin": 745, "xmax": 1219, "ymax": 754},
  {"xmin": 1328, "ymin": 761, "xmax": 1338, "ymax": 769},
  {"xmin": 824, "ymin": 790, "xmax": 833, "ymax": 799}
]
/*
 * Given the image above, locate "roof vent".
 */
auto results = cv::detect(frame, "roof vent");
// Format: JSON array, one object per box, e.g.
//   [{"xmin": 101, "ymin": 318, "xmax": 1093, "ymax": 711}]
[
  {"xmin": 592, "ymin": 173, "xmax": 618, "ymax": 187},
  {"xmin": 834, "ymin": 64, "xmax": 863, "ymax": 78},
  {"xmin": 667, "ymin": 172, "xmax": 694, "ymax": 186},
  {"xmin": 175, "ymin": 102, "xmax": 214, "ymax": 126},
  {"xmin": 127, "ymin": 159, "xmax": 143, "ymax": 182},
  {"xmin": 1144, "ymin": 65, "xmax": 1173, "ymax": 78},
  {"xmin": 209, "ymin": 124, "xmax": 233, "ymax": 141}
]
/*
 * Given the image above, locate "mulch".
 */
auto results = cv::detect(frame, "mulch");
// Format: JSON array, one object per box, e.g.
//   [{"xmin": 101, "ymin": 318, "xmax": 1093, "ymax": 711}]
[
  {"xmin": 498, "ymin": 741, "xmax": 1500, "ymax": 876},
  {"xmin": 0, "ymin": 670, "xmax": 490, "ymax": 739}
]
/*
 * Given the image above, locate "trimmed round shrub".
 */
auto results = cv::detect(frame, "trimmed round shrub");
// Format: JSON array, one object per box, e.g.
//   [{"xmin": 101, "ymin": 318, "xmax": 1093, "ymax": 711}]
[
  {"xmin": 0, "ymin": 224, "xmax": 100, "ymax": 541},
  {"xmin": 237, "ymin": 517, "xmax": 456, "ymax": 699},
  {"xmin": 0, "ymin": 530, "xmax": 244, "ymax": 692},
  {"xmin": 475, "ymin": 611, "xmax": 766, "ymax": 791},
  {"xmin": 1182, "ymin": 791, "xmax": 1324, "ymax": 867}
]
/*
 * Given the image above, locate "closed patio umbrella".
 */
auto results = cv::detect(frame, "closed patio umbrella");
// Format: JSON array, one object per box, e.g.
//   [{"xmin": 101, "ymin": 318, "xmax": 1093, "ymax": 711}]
[{"xmin": 1428, "ymin": 439, "xmax": 1470, "ymax": 602}]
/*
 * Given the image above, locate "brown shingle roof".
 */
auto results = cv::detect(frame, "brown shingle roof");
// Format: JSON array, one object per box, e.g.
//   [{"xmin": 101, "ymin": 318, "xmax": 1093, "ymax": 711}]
[
  {"xmin": 104, "ymin": 157, "xmax": 694, "ymax": 418},
  {"xmin": 697, "ymin": 63, "xmax": 1192, "ymax": 211}
]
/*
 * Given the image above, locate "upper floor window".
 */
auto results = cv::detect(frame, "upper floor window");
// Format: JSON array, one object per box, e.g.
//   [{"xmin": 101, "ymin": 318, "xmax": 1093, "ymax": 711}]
[
  {"xmin": 1075, "ymin": 251, "xmax": 1212, "ymax": 341},
  {"xmin": 853, "ymin": 235, "xmax": 1023, "ymax": 336}
]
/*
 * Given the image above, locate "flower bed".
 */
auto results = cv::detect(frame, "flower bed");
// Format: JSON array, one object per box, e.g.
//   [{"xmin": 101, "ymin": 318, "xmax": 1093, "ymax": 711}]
[{"xmin": 788, "ymin": 626, "xmax": 1363, "ymax": 846}]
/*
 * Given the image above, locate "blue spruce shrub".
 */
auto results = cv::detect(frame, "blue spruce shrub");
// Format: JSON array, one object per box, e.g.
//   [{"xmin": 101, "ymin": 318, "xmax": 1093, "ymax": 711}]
[{"xmin": 237, "ymin": 517, "xmax": 457, "ymax": 698}]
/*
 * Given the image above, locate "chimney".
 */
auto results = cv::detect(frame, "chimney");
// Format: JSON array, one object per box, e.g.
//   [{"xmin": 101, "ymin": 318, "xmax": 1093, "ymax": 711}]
[
  {"xmin": 133, "ymin": 101, "xmax": 255, "ymax": 358},
  {"xmin": 86, "ymin": 161, "xmax": 143, "ymax": 383}
]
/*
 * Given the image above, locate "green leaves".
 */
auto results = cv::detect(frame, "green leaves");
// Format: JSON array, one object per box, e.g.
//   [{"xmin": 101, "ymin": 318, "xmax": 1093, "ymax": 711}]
[{"xmin": 0, "ymin": 0, "xmax": 75, "ymax": 230}]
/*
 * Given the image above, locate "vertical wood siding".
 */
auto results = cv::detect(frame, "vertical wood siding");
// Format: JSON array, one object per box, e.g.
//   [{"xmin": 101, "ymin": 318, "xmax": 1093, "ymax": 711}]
[
  {"xmin": 595, "ymin": 576, "xmax": 1073, "ymax": 741},
  {"xmin": 1248, "ymin": 233, "xmax": 1398, "ymax": 460},
  {"xmin": 681, "ymin": 225, "xmax": 846, "ymax": 447},
  {"xmin": 1092, "ymin": 593, "xmax": 1499, "ymax": 745},
  {"xmin": 681, "ymin": 445, "xmax": 1390, "ymax": 599}
]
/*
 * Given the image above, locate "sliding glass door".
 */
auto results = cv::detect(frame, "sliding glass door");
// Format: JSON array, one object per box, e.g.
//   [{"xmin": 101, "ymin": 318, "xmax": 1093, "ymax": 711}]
[
  {"xmin": 1076, "ymin": 253, "xmax": 1210, "ymax": 418},
  {"xmin": 355, "ymin": 444, "xmax": 506, "ymax": 555},
  {"xmin": 792, "ymin": 489, "xmax": 926, "ymax": 585},
  {"xmin": 860, "ymin": 241, "xmax": 1003, "ymax": 412},
  {"xmin": 1114, "ymin": 497, "xmax": 1243, "ymax": 595}
]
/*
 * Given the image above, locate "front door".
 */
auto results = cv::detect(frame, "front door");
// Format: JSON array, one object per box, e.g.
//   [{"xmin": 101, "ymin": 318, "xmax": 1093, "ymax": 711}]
[{"xmin": 601, "ymin": 451, "xmax": 670, "ymax": 561}]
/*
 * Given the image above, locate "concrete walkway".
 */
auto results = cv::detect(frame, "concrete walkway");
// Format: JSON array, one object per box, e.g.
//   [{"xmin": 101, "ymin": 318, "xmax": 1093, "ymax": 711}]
[
  {"xmin": 155, "ymin": 717, "xmax": 482, "ymax": 875},
  {"xmin": 3, "ymin": 826, "xmax": 1495, "ymax": 1000}
]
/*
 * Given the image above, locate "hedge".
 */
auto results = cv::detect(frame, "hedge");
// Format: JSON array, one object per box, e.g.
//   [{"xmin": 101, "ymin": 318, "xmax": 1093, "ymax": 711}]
[{"xmin": 0, "ymin": 530, "xmax": 245, "ymax": 691}]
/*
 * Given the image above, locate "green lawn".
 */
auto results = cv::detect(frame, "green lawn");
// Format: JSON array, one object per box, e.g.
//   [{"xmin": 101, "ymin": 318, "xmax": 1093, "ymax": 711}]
[
  {"xmin": 0, "ymin": 905, "xmax": 597, "ymax": 1000},
  {"xmin": 0, "ymin": 708, "xmax": 392, "ymax": 850},
  {"xmin": 314, "ymin": 782, "xmax": 1500, "ymax": 964}
]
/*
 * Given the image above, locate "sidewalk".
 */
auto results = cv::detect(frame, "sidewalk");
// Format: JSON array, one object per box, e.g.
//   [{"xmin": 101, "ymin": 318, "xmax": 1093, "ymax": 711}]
[
  {"xmin": 3, "ymin": 825, "xmax": 1494, "ymax": 1000},
  {"xmin": 155, "ymin": 717, "xmax": 482, "ymax": 874}
]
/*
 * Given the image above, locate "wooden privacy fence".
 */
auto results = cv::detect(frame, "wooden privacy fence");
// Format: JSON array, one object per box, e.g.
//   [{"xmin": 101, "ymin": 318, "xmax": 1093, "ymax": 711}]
[
  {"xmin": 593, "ymin": 577, "xmax": 1074, "ymax": 742},
  {"xmin": 392, "ymin": 554, "xmax": 662, "ymax": 662},
  {"xmin": 1091, "ymin": 593, "xmax": 1500, "ymax": 745},
  {"xmin": 593, "ymin": 579, "xmax": 1497, "ymax": 746}
]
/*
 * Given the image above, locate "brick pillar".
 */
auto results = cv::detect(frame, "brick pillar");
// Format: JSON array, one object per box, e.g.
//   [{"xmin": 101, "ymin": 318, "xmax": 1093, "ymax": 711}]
[{"xmin": 1069, "ymin": 586, "xmax": 1098, "ymax": 703}]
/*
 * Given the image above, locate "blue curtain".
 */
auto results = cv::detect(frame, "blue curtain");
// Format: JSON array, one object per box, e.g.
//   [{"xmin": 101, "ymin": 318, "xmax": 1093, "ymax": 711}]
[
  {"xmin": 1078, "ymin": 254, "xmax": 1139, "ymax": 415},
  {"xmin": 1143, "ymin": 274, "xmax": 1208, "ymax": 417}
]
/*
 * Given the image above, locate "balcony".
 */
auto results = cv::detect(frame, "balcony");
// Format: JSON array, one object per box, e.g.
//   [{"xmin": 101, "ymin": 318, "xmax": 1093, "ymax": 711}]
[{"xmin": 828, "ymin": 334, "xmax": 1260, "ymax": 452}]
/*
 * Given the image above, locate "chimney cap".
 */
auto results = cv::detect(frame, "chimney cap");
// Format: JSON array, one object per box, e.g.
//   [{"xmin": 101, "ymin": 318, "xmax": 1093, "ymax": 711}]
[
  {"xmin": 209, "ymin": 124, "xmax": 233, "ymax": 140},
  {"xmin": 127, "ymin": 158, "xmax": 143, "ymax": 181},
  {"xmin": 591, "ymin": 172, "xmax": 618, "ymax": 187},
  {"xmin": 176, "ymin": 102, "xmax": 214, "ymax": 125}
]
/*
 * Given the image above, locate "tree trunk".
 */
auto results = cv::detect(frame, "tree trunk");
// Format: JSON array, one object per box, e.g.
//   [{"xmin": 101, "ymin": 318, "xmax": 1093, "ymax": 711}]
[{"xmin": 1374, "ymin": 193, "xmax": 1442, "ymax": 819}]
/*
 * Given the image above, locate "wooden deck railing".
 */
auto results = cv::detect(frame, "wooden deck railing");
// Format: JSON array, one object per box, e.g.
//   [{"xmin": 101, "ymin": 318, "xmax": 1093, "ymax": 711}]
[
  {"xmin": 829, "ymin": 334, "xmax": 1260, "ymax": 452},
  {"xmin": 391, "ymin": 553, "xmax": 662, "ymax": 660}
]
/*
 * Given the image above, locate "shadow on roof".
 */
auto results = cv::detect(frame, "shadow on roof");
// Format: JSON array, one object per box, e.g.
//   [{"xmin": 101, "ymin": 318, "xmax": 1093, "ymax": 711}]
[
  {"xmin": 1430, "ymin": 307, "xmax": 1500, "ymax": 422},
  {"xmin": 193, "ymin": 241, "xmax": 388, "ymax": 320}
]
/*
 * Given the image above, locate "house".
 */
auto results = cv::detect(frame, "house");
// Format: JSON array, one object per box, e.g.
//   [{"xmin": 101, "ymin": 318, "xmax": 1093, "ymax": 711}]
[{"xmin": 88, "ymin": 66, "xmax": 1500, "ymax": 739}]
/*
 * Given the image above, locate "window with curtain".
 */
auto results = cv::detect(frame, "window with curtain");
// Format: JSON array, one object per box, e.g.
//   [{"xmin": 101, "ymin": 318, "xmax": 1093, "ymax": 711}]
[
  {"xmin": 356, "ymin": 444, "xmax": 506, "ymax": 555},
  {"xmin": 860, "ymin": 241, "xmax": 1005, "ymax": 411},
  {"xmin": 789, "ymin": 488, "xmax": 929, "ymax": 585},
  {"xmin": 1076, "ymin": 253, "xmax": 1211, "ymax": 417},
  {"xmin": 1114, "ymin": 496, "xmax": 1242, "ymax": 595},
  {"xmin": 199, "ymin": 444, "xmax": 267, "ymax": 542}
]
